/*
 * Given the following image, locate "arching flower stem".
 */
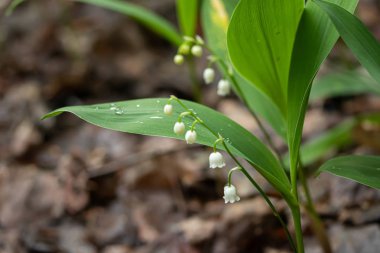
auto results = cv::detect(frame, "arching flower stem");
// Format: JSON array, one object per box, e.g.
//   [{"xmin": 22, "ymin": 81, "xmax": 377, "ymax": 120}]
[{"xmin": 170, "ymin": 96, "xmax": 296, "ymax": 252}]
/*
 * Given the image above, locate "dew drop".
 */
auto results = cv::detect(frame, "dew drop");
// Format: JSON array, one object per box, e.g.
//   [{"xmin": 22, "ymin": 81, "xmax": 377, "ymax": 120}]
[
  {"xmin": 115, "ymin": 109, "xmax": 124, "ymax": 115},
  {"xmin": 156, "ymin": 100, "xmax": 161, "ymax": 103},
  {"xmin": 150, "ymin": 116, "xmax": 163, "ymax": 119},
  {"xmin": 136, "ymin": 104, "xmax": 140, "ymax": 108},
  {"xmin": 110, "ymin": 104, "xmax": 118, "ymax": 111}
]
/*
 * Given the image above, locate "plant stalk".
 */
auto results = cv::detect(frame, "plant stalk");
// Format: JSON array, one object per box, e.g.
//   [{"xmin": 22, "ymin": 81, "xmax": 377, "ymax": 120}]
[
  {"xmin": 187, "ymin": 58, "xmax": 202, "ymax": 103},
  {"xmin": 289, "ymin": 153, "xmax": 304, "ymax": 253},
  {"xmin": 172, "ymin": 96, "xmax": 296, "ymax": 251},
  {"xmin": 217, "ymin": 60, "xmax": 285, "ymax": 168},
  {"xmin": 290, "ymin": 204, "xmax": 305, "ymax": 253},
  {"xmin": 299, "ymin": 163, "xmax": 332, "ymax": 253}
]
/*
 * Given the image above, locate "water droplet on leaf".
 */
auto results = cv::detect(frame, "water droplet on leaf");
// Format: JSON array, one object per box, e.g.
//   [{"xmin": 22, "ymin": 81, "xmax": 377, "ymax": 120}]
[{"xmin": 115, "ymin": 109, "xmax": 124, "ymax": 115}]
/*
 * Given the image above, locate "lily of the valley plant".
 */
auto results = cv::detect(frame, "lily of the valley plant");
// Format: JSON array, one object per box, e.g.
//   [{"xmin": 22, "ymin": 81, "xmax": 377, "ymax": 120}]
[{"xmin": 43, "ymin": 0, "xmax": 380, "ymax": 252}]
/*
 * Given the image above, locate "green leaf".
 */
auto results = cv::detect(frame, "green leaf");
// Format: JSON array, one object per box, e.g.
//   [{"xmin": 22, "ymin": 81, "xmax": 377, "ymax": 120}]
[
  {"xmin": 43, "ymin": 98, "xmax": 293, "ymax": 201},
  {"xmin": 318, "ymin": 155, "xmax": 380, "ymax": 189},
  {"xmin": 75, "ymin": 0, "xmax": 182, "ymax": 45},
  {"xmin": 314, "ymin": 0, "xmax": 380, "ymax": 84},
  {"xmin": 227, "ymin": 0, "xmax": 304, "ymax": 114},
  {"xmin": 201, "ymin": 0, "xmax": 287, "ymax": 138},
  {"xmin": 201, "ymin": 0, "xmax": 238, "ymax": 58},
  {"xmin": 176, "ymin": 0, "xmax": 198, "ymax": 36},
  {"xmin": 310, "ymin": 70, "xmax": 380, "ymax": 101},
  {"xmin": 287, "ymin": 0, "xmax": 358, "ymax": 178}
]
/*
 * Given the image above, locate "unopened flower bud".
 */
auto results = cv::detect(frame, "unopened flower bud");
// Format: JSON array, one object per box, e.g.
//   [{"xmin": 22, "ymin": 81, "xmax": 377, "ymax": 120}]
[
  {"xmin": 191, "ymin": 45, "xmax": 203, "ymax": 57},
  {"xmin": 164, "ymin": 104, "xmax": 173, "ymax": 115},
  {"xmin": 178, "ymin": 44, "xmax": 190, "ymax": 55},
  {"xmin": 196, "ymin": 35, "xmax": 204, "ymax": 45},
  {"xmin": 183, "ymin": 36, "xmax": 195, "ymax": 43},
  {"xmin": 217, "ymin": 79, "xmax": 231, "ymax": 96},
  {"xmin": 209, "ymin": 152, "xmax": 225, "ymax": 169},
  {"xmin": 203, "ymin": 68, "xmax": 215, "ymax": 84},
  {"xmin": 173, "ymin": 122, "xmax": 185, "ymax": 135},
  {"xmin": 185, "ymin": 130, "xmax": 197, "ymax": 144},
  {"xmin": 223, "ymin": 185, "xmax": 240, "ymax": 204},
  {"xmin": 173, "ymin": 54, "xmax": 184, "ymax": 65}
]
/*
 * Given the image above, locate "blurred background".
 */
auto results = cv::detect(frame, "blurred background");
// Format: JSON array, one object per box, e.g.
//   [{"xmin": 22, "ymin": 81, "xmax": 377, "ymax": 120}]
[{"xmin": 0, "ymin": 0, "xmax": 380, "ymax": 252}]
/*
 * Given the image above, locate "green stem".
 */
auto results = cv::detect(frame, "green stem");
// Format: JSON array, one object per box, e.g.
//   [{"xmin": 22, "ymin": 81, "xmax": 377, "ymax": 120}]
[
  {"xmin": 171, "ymin": 96, "xmax": 296, "ymax": 252},
  {"xmin": 289, "ymin": 151, "xmax": 304, "ymax": 253},
  {"xmin": 203, "ymin": 45, "xmax": 283, "ymax": 162},
  {"xmin": 187, "ymin": 58, "xmax": 202, "ymax": 103},
  {"xmin": 216, "ymin": 60, "xmax": 285, "ymax": 168},
  {"xmin": 227, "ymin": 166, "xmax": 240, "ymax": 186},
  {"xmin": 290, "ymin": 205, "xmax": 305, "ymax": 253},
  {"xmin": 222, "ymin": 141, "xmax": 296, "ymax": 252},
  {"xmin": 240, "ymin": 167, "xmax": 296, "ymax": 252},
  {"xmin": 299, "ymin": 163, "xmax": 332, "ymax": 253}
]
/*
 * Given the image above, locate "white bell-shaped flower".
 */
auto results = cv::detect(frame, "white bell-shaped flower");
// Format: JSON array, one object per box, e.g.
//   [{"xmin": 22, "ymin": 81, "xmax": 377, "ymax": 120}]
[
  {"xmin": 173, "ymin": 54, "xmax": 184, "ymax": 65},
  {"xmin": 185, "ymin": 130, "xmax": 197, "ymax": 144},
  {"xmin": 217, "ymin": 79, "xmax": 231, "ymax": 96},
  {"xmin": 173, "ymin": 122, "xmax": 185, "ymax": 135},
  {"xmin": 223, "ymin": 184, "xmax": 240, "ymax": 204},
  {"xmin": 191, "ymin": 45, "xmax": 203, "ymax": 57},
  {"xmin": 164, "ymin": 104, "xmax": 173, "ymax": 115},
  {"xmin": 209, "ymin": 151, "xmax": 225, "ymax": 169},
  {"xmin": 203, "ymin": 68, "xmax": 215, "ymax": 84}
]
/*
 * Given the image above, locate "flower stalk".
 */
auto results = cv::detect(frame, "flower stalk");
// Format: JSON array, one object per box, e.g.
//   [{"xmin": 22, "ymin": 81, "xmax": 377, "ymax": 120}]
[{"xmin": 169, "ymin": 96, "xmax": 296, "ymax": 252}]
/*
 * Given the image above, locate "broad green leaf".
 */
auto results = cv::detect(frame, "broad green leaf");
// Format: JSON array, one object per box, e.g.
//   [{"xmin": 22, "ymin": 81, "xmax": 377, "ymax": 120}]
[
  {"xmin": 43, "ymin": 98, "xmax": 293, "ymax": 201},
  {"xmin": 176, "ymin": 0, "xmax": 198, "ymax": 36},
  {"xmin": 314, "ymin": 0, "xmax": 380, "ymax": 84},
  {"xmin": 201, "ymin": 0, "xmax": 287, "ymax": 138},
  {"xmin": 318, "ymin": 155, "xmax": 380, "ymax": 189},
  {"xmin": 201, "ymin": 0, "xmax": 238, "ymax": 58},
  {"xmin": 76, "ymin": 0, "xmax": 182, "ymax": 45},
  {"xmin": 287, "ymin": 0, "xmax": 358, "ymax": 178},
  {"xmin": 310, "ymin": 70, "xmax": 380, "ymax": 101},
  {"xmin": 227, "ymin": 0, "xmax": 304, "ymax": 114}
]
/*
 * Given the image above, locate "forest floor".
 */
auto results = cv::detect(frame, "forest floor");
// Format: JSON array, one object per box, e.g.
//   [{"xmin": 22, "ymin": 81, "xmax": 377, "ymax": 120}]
[{"xmin": 0, "ymin": 1, "xmax": 380, "ymax": 252}]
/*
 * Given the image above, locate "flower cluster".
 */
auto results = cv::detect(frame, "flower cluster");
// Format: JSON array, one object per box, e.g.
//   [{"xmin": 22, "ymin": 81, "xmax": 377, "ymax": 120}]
[
  {"xmin": 173, "ymin": 35, "xmax": 231, "ymax": 97},
  {"xmin": 173, "ymin": 35, "xmax": 204, "ymax": 65},
  {"xmin": 163, "ymin": 97, "xmax": 240, "ymax": 204}
]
